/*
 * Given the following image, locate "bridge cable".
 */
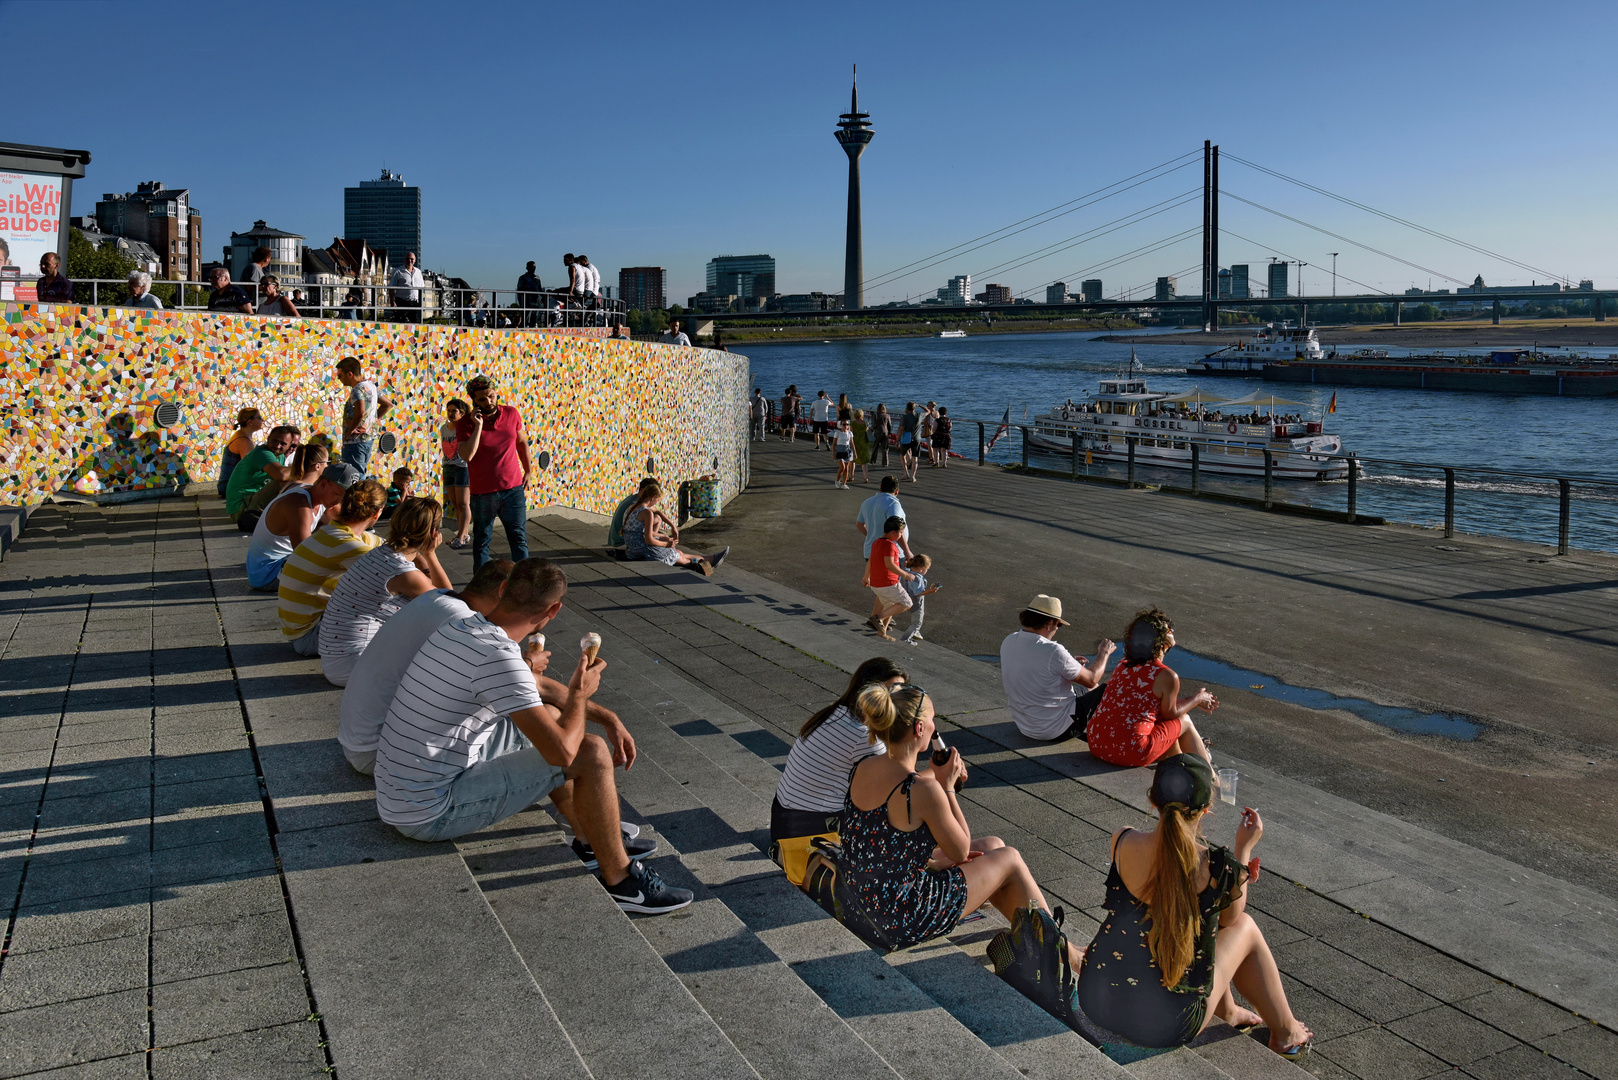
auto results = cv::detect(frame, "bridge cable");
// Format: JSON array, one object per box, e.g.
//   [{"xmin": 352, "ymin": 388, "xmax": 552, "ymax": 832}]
[{"xmin": 1221, "ymin": 191, "xmax": 1468, "ymax": 287}]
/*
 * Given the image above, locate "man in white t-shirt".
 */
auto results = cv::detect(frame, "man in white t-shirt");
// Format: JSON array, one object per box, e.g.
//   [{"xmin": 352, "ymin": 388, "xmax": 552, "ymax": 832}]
[
  {"xmin": 999, "ymin": 594, "xmax": 1116, "ymax": 743},
  {"xmin": 390, "ymin": 251, "xmax": 425, "ymax": 323},
  {"xmin": 335, "ymin": 356, "xmax": 393, "ymax": 478},
  {"xmin": 373, "ymin": 557, "xmax": 692, "ymax": 914},
  {"xmin": 809, "ymin": 390, "xmax": 834, "ymax": 449},
  {"xmin": 855, "ymin": 475, "xmax": 912, "ymax": 560}
]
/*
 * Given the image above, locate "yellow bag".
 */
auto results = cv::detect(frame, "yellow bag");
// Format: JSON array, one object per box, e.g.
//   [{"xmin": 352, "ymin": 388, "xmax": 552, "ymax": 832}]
[{"xmin": 770, "ymin": 832, "xmax": 841, "ymax": 887}]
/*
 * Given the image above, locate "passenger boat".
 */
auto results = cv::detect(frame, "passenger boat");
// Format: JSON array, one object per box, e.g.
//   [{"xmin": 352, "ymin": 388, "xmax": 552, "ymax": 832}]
[
  {"xmin": 1027, "ymin": 379, "xmax": 1349, "ymax": 480},
  {"xmin": 1190, "ymin": 322, "xmax": 1325, "ymax": 377},
  {"xmin": 938, "ymin": 329, "xmax": 968, "ymax": 338}
]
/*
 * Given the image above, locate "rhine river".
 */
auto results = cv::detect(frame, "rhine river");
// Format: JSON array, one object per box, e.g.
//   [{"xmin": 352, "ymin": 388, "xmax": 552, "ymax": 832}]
[{"xmin": 742, "ymin": 330, "xmax": 1618, "ymax": 555}]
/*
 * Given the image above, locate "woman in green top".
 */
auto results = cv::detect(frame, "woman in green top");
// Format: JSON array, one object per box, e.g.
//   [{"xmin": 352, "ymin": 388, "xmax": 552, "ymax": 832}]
[{"xmin": 851, "ymin": 409, "xmax": 872, "ymax": 484}]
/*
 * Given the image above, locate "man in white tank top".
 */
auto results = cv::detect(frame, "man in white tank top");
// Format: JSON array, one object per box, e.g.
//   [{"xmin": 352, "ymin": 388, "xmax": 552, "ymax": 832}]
[{"xmin": 246, "ymin": 464, "xmax": 362, "ymax": 590}]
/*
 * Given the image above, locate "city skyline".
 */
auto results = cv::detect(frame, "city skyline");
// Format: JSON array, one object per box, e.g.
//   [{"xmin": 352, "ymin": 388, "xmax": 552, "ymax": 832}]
[{"xmin": 7, "ymin": 1, "xmax": 1618, "ymax": 306}]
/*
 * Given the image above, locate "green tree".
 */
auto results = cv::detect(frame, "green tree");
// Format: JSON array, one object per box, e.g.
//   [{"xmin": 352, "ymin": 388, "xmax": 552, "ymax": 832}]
[{"xmin": 67, "ymin": 228, "xmax": 138, "ymax": 305}]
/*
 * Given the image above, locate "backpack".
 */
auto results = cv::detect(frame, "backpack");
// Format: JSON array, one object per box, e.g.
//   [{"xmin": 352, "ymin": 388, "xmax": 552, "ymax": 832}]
[
  {"xmin": 802, "ymin": 838, "xmax": 903, "ymax": 954},
  {"xmin": 987, "ymin": 904, "xmax": 1082, "ymax": 1032}
]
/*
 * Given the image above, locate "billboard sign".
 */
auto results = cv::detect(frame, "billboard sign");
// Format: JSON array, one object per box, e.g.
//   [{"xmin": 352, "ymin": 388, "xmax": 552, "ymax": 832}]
[{"xmin": 0, "ymin": 168, "xmax": 65, "ymax": 276}]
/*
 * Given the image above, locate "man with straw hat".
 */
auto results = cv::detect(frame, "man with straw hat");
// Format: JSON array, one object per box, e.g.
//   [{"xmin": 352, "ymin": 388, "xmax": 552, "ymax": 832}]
[{"xmin": 999, "ymin": 594, "xmax": 1116, "ymax": 743}]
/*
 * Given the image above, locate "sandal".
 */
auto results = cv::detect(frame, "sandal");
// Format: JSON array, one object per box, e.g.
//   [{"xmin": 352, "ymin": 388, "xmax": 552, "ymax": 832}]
[{"xmin": 448, "ymin": 537, "xmax": 467, "ymax": 550}]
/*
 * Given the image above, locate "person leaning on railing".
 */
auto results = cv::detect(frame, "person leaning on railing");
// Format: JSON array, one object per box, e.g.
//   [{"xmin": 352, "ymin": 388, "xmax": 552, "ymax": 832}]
[
  {"xmin": 35, "ymin": 252, "xmax": 73, "ymax": 304},
  {"xmin": 126, "ymin": 271, "xmax": 163, "ymax": 309},
  {"xmin": 207, "ymin": 267, "xmax": 254, "ymax": 314}
]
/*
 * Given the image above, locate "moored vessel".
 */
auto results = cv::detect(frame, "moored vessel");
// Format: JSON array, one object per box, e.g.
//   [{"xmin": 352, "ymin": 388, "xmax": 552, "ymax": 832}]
[
  {"xmin": 1263, "ymin": 349, "xmax": 1618, "ymax": 396},
  {"xmin": 1028, "ymin": 379, "xmax": 1348, "ymax": 479},
  {"xmin": 1191, "ymin": 322, "xmax": 1324, "ymax": 377}
]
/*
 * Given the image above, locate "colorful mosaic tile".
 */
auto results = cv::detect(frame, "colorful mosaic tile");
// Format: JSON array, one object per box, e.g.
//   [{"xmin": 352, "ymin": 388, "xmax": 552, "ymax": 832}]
[{"xmin": 0, "ymin": 304, "xmax": 749, "ymax": 515}]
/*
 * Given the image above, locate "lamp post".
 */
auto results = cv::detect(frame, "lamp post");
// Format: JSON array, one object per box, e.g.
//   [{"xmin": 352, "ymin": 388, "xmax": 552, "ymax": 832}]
[{"xmin": 1330, "ymin": 252, "xmax": 1339, "ymax": 297}]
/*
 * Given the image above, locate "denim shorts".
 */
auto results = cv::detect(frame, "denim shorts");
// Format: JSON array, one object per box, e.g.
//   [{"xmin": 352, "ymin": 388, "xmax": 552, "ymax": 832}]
[
  {"xmin": 394, "ymin": 719, "xmax": 567, "ymax": 842},
  {"xmin": 443, "ymin": 461, "xmax": 469, "ymax": 488}
]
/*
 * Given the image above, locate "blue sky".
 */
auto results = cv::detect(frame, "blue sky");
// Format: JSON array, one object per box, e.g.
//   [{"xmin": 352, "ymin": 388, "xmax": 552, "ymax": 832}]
[{"xmin": 6, "ymin": 0, "xmax": 1616, "ymax": 304}]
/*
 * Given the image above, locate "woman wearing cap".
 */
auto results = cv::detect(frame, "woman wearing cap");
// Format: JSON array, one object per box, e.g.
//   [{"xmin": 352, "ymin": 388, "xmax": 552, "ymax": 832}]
[
  {"xmin": 1085, "ymin": 608, "xmax": 1213, "ymax": 768},
  {"xmin": 1077, "ymin": 754, "xmax": 1311, "ymax": 1058},
  {"xmin": 842, "ymin": 683, "xmax": 1086, "ymax": 958}
]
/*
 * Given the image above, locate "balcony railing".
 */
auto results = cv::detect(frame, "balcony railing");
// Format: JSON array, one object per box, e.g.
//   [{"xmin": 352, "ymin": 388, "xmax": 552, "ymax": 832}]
[{"xmin": 0, "ymin": 274, "xmax": 627, "ymax": 329}]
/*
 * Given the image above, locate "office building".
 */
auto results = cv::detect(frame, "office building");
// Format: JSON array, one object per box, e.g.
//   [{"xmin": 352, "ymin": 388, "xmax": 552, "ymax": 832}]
[
  {"xmin": 688, "ymin": 292, "xmax": 740, "ymax": 313},
  {"xmin": 1081, "ymin": 279, "xmax": 1103, "ymax": 303},
  {"xmin": 1046, "ymin": 282, "xmax": 1069, "ymax": 304},
  {"xmin": 225, "ymin": 221, "xmax": 303, "ymax": 282},
  {"xmin": 1268, "ymin": 261, "xmax": 1288, "ymax": 299},
  {"xmin": 93, "ymin": 181, "xmax": 203, "ymax": 281},
  {"xmin": 619, "ymin": 266, "xmax": 667, "ymax": 311},
  {"xmin": 771, "ymin": 292, "xmax": 840, "ymax": 312},
  {"xmin": 1230, "ymin": 264, "xmax": 1250, "ymax": 299},
  {"xmin": 706, "ymin": 254, "xmax": 776, "ymax": 300},
  {"xmin": 936, "ymin": 274, "xmax": 971, "ymax": 304},
  {"xmin": 977, "ymin": 283, "xmax": 1013, "ymax": 305},
  {"xmin": 1217, "ymin": 269, "xmax": 1232, "ymax": 299},
  {"xmin": 344, "ymin": 169, "xmax": 421, "ymax": 266},
  {"xmin": 1155, "ymin": 276, "xmax": 1177, "ymax": 302}
]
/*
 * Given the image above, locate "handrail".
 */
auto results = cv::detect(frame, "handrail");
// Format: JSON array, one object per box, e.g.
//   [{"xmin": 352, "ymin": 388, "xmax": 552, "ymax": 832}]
[{"xmin": 3, "ymin": 274, "xmax": 628, "ymax": 328}]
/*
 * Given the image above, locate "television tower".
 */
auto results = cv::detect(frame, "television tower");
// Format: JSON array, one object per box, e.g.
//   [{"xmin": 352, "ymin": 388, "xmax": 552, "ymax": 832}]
[{"xmin": 834, "ymin": 66, "xmax": 874, "ymax": 311}]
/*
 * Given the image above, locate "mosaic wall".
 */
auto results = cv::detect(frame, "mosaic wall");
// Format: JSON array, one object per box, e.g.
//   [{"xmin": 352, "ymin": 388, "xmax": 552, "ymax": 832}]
[{"xmin": 0, "ymin": 304, "xmax": 749, "ymax": 515}]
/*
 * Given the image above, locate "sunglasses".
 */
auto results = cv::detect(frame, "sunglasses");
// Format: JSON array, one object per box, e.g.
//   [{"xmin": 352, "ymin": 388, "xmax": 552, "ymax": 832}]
[{"xmin": 894, "ymin": 684, "xmax": 930, "ymax": 727}]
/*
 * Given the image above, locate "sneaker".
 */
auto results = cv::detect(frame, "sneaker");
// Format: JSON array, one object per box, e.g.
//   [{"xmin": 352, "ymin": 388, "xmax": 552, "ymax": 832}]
[
  {"xmin": 621, "ymin": 821, "xmax": 641, "ymax": 840},
  {"xmin": 707, "ymin": 546, "xmax": 729, "ymax": 572},
  {"xmin": 572, "ymin": 833, "xmax": 658, "ymax": 870},
  {"xmin": 912, "ymin": 633, "xmax": 924, "ymax": 642},
  {"xmin": 604, "ymin": 860, "xmax": 693, "ymax": 914}
]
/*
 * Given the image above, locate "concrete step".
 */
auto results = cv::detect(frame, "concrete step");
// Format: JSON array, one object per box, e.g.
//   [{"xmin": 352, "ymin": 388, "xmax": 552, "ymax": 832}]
[{"xmin": 540, "ymin": 606, "xmax": 1137, "ymax": 1080}]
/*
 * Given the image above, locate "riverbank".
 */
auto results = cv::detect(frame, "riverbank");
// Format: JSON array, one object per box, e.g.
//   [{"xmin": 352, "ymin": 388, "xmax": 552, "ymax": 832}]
[
  {"xmin": 691, "ymin": 438, "xmax": 1618, "ymax": 897},
  {"xmin": 1102, "ymin": 317, "xmax": 1618, "ymax": 349},
  {"xmin": 717, "ymin": 316, "xmax": 1136, "ymax": 344}
]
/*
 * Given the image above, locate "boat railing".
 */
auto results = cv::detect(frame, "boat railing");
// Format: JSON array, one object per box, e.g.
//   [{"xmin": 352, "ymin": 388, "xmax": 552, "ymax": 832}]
[{"xmin": 927, "ymin": 416, "xmax": 1615, "ymax": 557}]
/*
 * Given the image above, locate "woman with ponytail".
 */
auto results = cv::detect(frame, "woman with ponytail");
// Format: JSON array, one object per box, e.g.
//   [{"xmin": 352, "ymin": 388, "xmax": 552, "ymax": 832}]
[
  {"xmin": 1077, "ymin": 754, "xmax": 1311, "ymax": 1058},
  {"xmin": 840, "ymin": 683, "xmax": 1085, "ymax": 956},
  {"xmin": 1086, "ymin": 608, "xmax": 1214, "ymax": 768}
]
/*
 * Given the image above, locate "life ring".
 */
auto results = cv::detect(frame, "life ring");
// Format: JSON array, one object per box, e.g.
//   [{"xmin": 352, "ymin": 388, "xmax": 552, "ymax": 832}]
[{"xmin": 1227, "ymin": 423, "xmax": 1238, "ymax": 434}]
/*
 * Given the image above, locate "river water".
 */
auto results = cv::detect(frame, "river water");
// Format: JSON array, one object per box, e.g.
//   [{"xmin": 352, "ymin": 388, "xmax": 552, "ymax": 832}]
[{"xmin": 742, "ymin": 331, "xmax": 1618, "ymax": 554}]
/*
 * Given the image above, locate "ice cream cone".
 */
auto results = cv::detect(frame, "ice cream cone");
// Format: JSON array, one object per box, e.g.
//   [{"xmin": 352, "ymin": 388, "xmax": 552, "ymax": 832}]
[{"xmin": 581, "ymin": 632, "xmax": 602, "ymax": 664}]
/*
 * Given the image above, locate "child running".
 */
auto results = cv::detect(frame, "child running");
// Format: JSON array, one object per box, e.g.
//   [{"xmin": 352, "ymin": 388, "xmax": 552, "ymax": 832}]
[{"xmin": 899, "ymin": 554, "xmax": 939, "ymax": 645}]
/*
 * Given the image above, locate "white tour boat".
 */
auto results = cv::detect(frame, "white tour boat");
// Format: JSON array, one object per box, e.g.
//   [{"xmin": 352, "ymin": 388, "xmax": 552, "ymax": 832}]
[
  {"xmin": 939, "ymin": 329, "xmax": 968, "ymax": 338},
  {"xmin": 1027, "ymin": 380, "xmax": 1349, "ymax": 480},
  {"xmin": 1193, "ymin": 321, "xmax": 1326, "ymax": 376}
]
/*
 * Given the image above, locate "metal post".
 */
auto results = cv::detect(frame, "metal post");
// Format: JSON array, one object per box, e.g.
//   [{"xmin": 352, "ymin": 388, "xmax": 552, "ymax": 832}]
[
  {"xmin": 1598, "ymin": 295, "xmax": 1608, "ymax": 323},
  {"xmin": 1127, "ymin": 436, "xmax": 1136, "ymax": 486},
  {"xmin": 1444, "ymin": 468, "xmax": 1455, "ymax": 538},
  {"xmin": 1263, "ymin": 449, "xmax": 1274, "ymax": 508},
  {"xmin": 1071, "ymin": 431, "xmax": 1080, "ymax": 478},
  {"xmin": 1492, "ymin": 299, "xmax": 1501, "ymax": 326},
  {"xmin": 1393, "ymin": 301, "xmax": 1401, "ymax": 326},
  {"xmin": 1559, "ymin": 479, "xmax": 1571, "ymax": 556},
  {"xmin": 1346, "ymin": 453, "xmax": 1358, "ymax": 522},
  {"xmin": 977, "ymin": 422, "xmax": 985, "ymax": 465},
  {"xmin": 1191, "ymin": 442, "xmax": 1201, "ymax": 495},
  {"xmin": 1020, "ymin": 426, "xmax": 1029, "ymax": 468}
]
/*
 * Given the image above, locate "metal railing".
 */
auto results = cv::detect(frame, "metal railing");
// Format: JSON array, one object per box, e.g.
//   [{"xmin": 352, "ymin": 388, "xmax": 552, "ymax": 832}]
[
  {"xmin": 3, "ymin": 275, "xmax": 628, "ymax": 329},
  {"xmin": 763, "ymin": 402, "xmax": 1616, "ymax": 556}
]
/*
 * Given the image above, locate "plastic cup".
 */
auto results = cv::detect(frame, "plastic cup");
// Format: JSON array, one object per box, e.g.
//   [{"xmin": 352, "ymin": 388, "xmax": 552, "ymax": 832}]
[{"xmin": 1217, "ymin": 768, "xmax": 1238, "ymax": 805}]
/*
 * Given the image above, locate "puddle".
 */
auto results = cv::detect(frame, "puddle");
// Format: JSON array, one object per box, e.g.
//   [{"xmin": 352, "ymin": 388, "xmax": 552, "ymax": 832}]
[
  {"xmin": 1167, "ymin": 648, "xmax": 1483, "ymax": 741},
  {"xmin": 967, "ymin": 649, "xmax": 1482, "ymax": 741}
]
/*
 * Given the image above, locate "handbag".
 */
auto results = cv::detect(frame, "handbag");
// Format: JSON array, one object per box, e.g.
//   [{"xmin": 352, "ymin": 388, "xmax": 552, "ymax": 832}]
[
  {"xmin": 770, "ymin": 831, "xmax": 841, "ymax": 888},
  {"xmin": 802, "ymin": 838, "xmax": 902, "ymax": 953},
  {"xmin": 987, "ymin": 904, "xmax": 1081, "ymax": 1031}
]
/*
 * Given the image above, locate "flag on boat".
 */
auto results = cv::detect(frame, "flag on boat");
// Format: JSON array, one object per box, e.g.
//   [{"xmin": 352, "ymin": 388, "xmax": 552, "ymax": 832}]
[
  {"xmin": 986, "ymin": 407, "xmax": 1011, "ymax": 451},
  {"xmin": 1327, "ymin": 392, "xmax": 1337, "ymax": 414}
]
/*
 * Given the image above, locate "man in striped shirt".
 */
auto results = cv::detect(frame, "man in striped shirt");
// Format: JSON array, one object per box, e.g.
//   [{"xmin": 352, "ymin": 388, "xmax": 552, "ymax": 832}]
[
  {"xmin": 374, "ymin": 558, "xmax": 692, "ymax": 914},
  {"xmin": 277, "ymin": 478, "xmax": 388, "ymax": 655}
]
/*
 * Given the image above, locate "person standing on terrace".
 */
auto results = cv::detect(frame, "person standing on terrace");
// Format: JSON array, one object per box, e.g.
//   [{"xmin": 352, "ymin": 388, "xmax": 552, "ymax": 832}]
[
  {"xmin": 35, "ymin": 252, "xmax": 73, "ymax": 304},
  {"xmin": 240, "ymin": 246, "xmax": 271, "ymax": 290},
  {"xmin": 125, "ymin": 271, "xmax": 163, "ymax": 309},
  {"xmin": 207, "ymin": 266, "xmax": 254, "ymax": 314},
  {"xmin": 517, "ymin": 261, "xmax": 543, "ymax": 326},
  {"xmin": 457, "ymin": 373, "xmax": 532, "ymax": 570},
  {"xmin": 391, "ymin": 252, "xmax": 424, "ymax": 323},
  {"xmin": 659, "ymin": 319, "xmax": 690, "ymax": 346}
]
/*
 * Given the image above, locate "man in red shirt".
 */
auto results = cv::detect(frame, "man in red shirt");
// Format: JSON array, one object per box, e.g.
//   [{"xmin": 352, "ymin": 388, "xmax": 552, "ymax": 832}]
[
  {"xmin": 457, "ymin": 374, "xmax": 534, "ymax": 569},
  {"xmin": 861, "ymin": 515, "xmax": 916, "ymax": 641}
]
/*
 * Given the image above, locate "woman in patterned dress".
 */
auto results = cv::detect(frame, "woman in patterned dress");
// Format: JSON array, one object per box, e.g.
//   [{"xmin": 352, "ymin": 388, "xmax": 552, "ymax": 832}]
[
  {"xmin": 841, "ymin": 683, "xmax": 1085, "ymax": 957},
  {"xmin": 1086, "ymin": 608, "xmax": 1214, "ymax": 768}
]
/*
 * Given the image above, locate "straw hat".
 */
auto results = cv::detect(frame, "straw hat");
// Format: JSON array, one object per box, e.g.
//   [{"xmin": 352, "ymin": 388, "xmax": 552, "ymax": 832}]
[{"xmin": 1023, "ymin": 594, "xmax": 1069, "ymax": 626}]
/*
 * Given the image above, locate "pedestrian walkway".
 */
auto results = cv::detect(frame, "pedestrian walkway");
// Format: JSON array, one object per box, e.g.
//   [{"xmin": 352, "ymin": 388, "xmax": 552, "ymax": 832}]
[{"xmin": 0, "ymin": 496, "xmax": 1610, "ymax": 1080}]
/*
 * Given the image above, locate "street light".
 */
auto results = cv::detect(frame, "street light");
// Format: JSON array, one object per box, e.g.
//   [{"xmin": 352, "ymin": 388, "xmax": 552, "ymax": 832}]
[{"xmin": 1330, "ymin": 253, "xmax": 1339, "ymax": 297}]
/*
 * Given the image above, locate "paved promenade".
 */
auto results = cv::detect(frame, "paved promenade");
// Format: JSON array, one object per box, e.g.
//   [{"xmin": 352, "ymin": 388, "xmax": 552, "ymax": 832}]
[{"xmin": 0, "ymin": 487, "xmax": 1611, "ymax": 1080}]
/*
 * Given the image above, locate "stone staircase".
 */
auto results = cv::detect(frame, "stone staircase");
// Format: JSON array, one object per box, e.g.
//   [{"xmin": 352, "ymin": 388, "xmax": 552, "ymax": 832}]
[{"xmin": 200, "ymin": 511, "xmax": 1311, "ymax": 1080}]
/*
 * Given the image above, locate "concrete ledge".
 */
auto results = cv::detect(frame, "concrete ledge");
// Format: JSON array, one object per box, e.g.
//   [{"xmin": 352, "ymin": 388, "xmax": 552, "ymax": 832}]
[{"xmin": 0, "ymin": 502, "xmax": 37, "ymax": 559}]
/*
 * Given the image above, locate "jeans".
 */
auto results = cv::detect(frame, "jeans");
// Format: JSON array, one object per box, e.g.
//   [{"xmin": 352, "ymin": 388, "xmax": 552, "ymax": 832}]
[
  {"xmin": 341, "ymin": 438, "xmax": 375, "ymax": 477},
  {"xmin": 901, "ymin": 595, "xmax": 925, "ymax": 641},
  {"xmin": 291, "ymin": 621, "xmax": 321, "ymax": 656},
  {"xmin": 471, "ymin": 485, "xmax": 529, "ymax": 570},
  {"xmin": 394, "ymin": 721, "xmax": 566, "ymax": 842}
]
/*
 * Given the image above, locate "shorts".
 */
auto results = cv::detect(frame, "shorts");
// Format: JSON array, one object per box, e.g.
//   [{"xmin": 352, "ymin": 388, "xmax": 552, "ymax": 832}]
[
  {"xmin": 813, "ymin": 420, "xmax": 831, "ymax": 435},
  {"xmin": 393, "ymin": 720, "xmax": 567, "ymax": 842},
  {"xmin": 443, "ymin": 461, "xmax": 469, "ymax": 488},
  {"xmin": 836, "ymin": 447, "xmax": 853, "ymax": 461},
  {"xmin": 871, "ymin": 583, "xmax": 913, "ymax": 609},
  {"xmin": 900, "ymin": 439, "xmax": 918, "ymax": 456}
]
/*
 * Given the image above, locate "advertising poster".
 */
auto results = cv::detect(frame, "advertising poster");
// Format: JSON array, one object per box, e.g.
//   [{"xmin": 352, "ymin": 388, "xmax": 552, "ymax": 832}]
[{"xmin": 0, "ymin": 168, "xmax": 65, "ymax": 281}]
